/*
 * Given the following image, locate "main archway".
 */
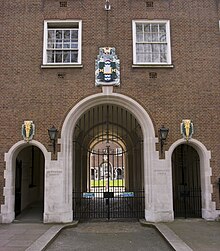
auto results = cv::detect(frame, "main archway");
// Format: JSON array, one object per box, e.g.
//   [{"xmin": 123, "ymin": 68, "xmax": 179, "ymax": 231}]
[
  {"xmin": 54, "ymin": 87, "xmax": 174, "ymax": 223},
  {"xmin": 72, "ymin": 104, "xmax": 144, "ymax": 219}
]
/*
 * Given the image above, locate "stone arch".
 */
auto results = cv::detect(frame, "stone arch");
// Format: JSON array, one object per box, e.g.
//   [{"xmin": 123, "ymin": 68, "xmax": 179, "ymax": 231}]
[
  {"xmin": 57, "ymin": 88, "xmax": 162, "ymax": 222},
  {"xmin": 1, "ymin": 140, "xmax": 50, "ymax": 223},
  {"xmin": 167, "ymin": 138, "xmax": 218, "ymax": 220}
]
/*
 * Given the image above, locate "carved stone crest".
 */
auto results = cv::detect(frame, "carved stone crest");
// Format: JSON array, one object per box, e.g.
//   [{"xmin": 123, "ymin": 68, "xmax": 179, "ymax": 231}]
[{"xmin": 95, "ymin": 47, "xmax": 120, "ymax": 86}]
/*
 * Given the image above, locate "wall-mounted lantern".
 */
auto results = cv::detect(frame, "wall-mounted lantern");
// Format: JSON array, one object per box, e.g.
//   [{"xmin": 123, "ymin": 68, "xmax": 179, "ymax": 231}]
[
  {"xmin": 48, "ymin": 125, "xmax": 58, "ymax": 154},
  {"xmin": 159, "ymin": 125, "xmax": 169, "ymax": 153},
  {"xmin": 105, "ymin": 0, "xmax": 111, "ymax": 10}
]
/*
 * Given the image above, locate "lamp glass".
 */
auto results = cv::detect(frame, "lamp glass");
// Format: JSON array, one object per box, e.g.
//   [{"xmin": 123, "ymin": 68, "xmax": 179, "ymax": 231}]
[
  {"xmin": 160, "ymin": 127, "xmax": 169, "ymax": 140},
  {"xmin": 48, "ymin": 126, "xmax": 58, "ymax": 140}
]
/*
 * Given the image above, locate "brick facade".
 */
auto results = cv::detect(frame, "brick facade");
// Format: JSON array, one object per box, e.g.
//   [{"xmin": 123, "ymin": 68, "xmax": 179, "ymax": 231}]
[{"xmin": 1, "ymin": 0, "xmax": 220, "ymax": 215}]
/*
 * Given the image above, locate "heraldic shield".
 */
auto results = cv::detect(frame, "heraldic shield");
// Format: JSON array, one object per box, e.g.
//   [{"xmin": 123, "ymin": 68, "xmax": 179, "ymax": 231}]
[
  {"xmin": 22, "ymin": 121, "xmax": 35, "ymax": 142},
  {"xmin": 181, "ymin": 119, "xmax": 194, "ymax": 141},
  {"xmin": 95, "ymin": 47, "xmax": 120, "ymax": 86}
]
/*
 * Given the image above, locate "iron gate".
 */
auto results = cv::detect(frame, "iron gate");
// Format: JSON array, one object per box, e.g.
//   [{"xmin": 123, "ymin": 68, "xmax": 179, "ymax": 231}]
[
  {"xmin": 72, "ymin": 104, "xmax": 145, "ymax": 220},
  {"xmin": 73, "ymin": 147, "xmax": 145, "ymax": 220},
  {"xmin": 73, "ymin": 190, "xmax": 144, "ymax": 220},
  {"xmin": 172, "ymin": 144, "xmax": 202, "ymax": 218}
]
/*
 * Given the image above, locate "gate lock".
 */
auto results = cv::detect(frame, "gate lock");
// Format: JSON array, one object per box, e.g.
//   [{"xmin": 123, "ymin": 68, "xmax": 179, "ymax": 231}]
[{"xmin": 104, "ymin": 192, "xmax": 114, "ymax": 198}]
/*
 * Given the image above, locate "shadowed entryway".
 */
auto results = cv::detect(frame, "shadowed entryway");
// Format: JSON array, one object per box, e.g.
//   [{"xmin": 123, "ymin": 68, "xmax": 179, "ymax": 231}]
[
  {"xmin": 72, "ymin": 104, "xmax": 144, "ymax": 220},
  {"xmin": 14, "ymin": 146, "xmax": 45, "ymax": 222},
  {"xmin": 172, "ymin": 144, "xmax": 201, "ymax": 218}
]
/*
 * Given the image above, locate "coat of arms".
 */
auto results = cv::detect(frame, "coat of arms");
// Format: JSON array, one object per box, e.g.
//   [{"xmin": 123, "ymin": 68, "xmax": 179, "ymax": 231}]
[
  {"xmin": 95, "ymin": 47, "xmax": 120, "ymax": 86},
  {"xmin": 22, "ymin": 121, "xmax": 35, "ymax": 142},
  {"xmin": 181, "ymin": 119, "xmax": 194, "ymax": 141}
]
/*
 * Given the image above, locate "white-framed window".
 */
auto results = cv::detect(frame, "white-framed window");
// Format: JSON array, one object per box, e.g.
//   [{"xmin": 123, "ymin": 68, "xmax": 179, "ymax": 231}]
[
  {"xmin": 43, "ymin": 20, "xmax": 82, "ymax": 66},
  {"xmin": 132, "ymin": 20, "xmax": 172, "ymax": 65}
]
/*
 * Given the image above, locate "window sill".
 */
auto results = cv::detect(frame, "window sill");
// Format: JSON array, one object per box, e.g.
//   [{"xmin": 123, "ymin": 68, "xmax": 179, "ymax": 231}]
[
  {"xmin": 41, "ymin": 64, "xmax": 83, "ymax": 69},
  {"xmin": 132, "ymin": 64, "xmax": 174, "ymax": 68}
]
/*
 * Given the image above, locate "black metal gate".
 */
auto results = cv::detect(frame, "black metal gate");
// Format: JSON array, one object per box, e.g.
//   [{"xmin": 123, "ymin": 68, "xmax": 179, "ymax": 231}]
[
  {"xmin": 72, "ymin": 104, "xmax": 145, "ymax": 220},
  {"xmin": 73, "ymin": 147, "xmax": 144, "ymax": 220},
  {"xmin": 172, "ymin": 144, "xmax": 202, "ymax": 218}
]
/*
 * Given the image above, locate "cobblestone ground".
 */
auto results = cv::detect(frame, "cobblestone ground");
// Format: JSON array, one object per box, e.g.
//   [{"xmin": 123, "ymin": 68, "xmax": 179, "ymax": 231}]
[{"xmin": 46, "ymin": 221, "xmax": 172, "ymax": 251}]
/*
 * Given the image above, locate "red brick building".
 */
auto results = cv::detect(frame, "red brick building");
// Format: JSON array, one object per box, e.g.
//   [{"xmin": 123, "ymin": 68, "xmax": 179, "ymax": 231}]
[{"xmin": 1, "ymin": 0, "xmax": 220, "ymax": 223}]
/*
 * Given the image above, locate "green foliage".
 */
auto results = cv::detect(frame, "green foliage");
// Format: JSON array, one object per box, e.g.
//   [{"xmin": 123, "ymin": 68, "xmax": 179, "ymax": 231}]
[{"xmin": 91, "ymin": 179, "xmax": 124, "ymax": 187}]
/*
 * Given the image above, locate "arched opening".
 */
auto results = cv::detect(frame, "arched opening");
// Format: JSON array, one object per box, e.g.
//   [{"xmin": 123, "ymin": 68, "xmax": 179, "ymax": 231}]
[
  {"xmin": 15, "ymin": 145, "xmax": 45, "ymax": 222},
  {"xmin": 172, "ymin": 144, "xmax": 201, "ymax": 218},
  {"xmin": 72, "ymin": 104, "xmax": 144, "ymax": 220}
]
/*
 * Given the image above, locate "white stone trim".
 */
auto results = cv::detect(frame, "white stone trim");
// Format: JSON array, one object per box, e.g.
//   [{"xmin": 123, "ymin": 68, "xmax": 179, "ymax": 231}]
[
  {"xmin": 58, "ymin": 91, "xmax": 174, "ymax": 223},
  {"xmin": 1, "ymin": 140, "xmax": 50, "ymax": 223},
  {"xmin": 4, "ymin": 94, "xmax": 217, "ymax": 223}
]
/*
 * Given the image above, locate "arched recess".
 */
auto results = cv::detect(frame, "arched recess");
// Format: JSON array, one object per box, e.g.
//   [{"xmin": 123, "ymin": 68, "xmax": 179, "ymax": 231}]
[
  {"xmin": 54, "ymin": 87, "xmax": 173, "ymax": 223},
  {"xmin": 1, "ymin": 140, "xmax": 50, "ymax": 223},
  {"xmin": 167, "ymin": 138, "xmax": 218, "ymax": 220}
]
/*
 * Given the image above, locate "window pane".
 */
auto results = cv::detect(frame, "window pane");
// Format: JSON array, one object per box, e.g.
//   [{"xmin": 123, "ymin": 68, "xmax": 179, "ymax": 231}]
[
  {"xmin": 136, "ymin": 44, "xmax": 144, "ymax": 53},
  {"xmin": 159, "ymin": 32, "xmax": 166, "ymax": 42},
  {"xmin": 64, "ymin": 30, "xmax": 70, "ymax": 39},
  {"xmin": 71, "ymin": 42, "xmax": 78, "ymax": 49},
  {"xmin": 71, "ymin": 30, "xmax": 78, "ymax": 41},
  {"xmin": 47, "ymin": 51, "xmax": 54, "ymax": 63},
  {"xmin": 55, "ymin": 30, "xmax": 63, "ymax": 48},
  {"xmin": 56, "ymin": 30, "xmax": 62, "ymax": 39},
  {"xmin": 47, "ymin": 30, "xmax": 55, "ymax": 48},
  {"xmin": 152, "ymin": 32, "xmax": 159, "ymax": 42},
  {"xmin": 152, "ymin": 44, "xmax": 160, "ymax": 63},
  {"xmin": 63, "ymin": 41, "xmax": 70, "ymax": 48},
  {"xmin": 144, "ymin": 53, "xmax": 152, "ymax": 63},
  {"xmin": 136, "ymin": 53, "xmax": 144, "ymax": 63},
  {"xmin": 136, "ymin": 33, "xmax": 143, "ymax": 42},
  {"xmin": 144, "ymin": 32, "xmax": 151, "ymax": 42},
  {"xmin": 144, "ymin": 24, "xmax": 150, "ymax": 32},
  {"xmin": 151, "ymin": 24, "xmax": 158, "ymax": 32},
  {"xmin": 160, "ymin": 44, "xmax": 167, "ymax": 62},
  {"xmin": 63, "ymin": 51, "xmax": 70, "ymax": 63},
  {"xmin": 136, "ymin": 24, "xmax": 142, "ymax": 32},
  {"xmin": 159, "ymin": 24, "xmax": 166, "ymax": 33},
  {"xmin": 152, "ymin": 53, "xmax": 160, "ymax": 63},
  {"xmin": 160, "ymin": 44, "xmax": 167, "ymax": 54},
  {"xmin": 55, "ymin": 42, "xmax": 62, "ymax": 48},
  {"xmin": 160, "ymin": 53, "xmax": 167, "ymax": 62},
  {"xmin": 71, "ymin": 51, "xmax": 78, "ymax": 62},
  {"xmin": 55, "ymin": 51, "xmax": 62, "ymax": 63},
  {"xmin": 143, "ymin": 44, "xmax": 152, "ymax": 53}
]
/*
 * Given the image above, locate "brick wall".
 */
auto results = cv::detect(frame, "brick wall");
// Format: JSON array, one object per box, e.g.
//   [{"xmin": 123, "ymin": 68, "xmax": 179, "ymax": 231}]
[{"xmin": 1, "ymin": 0, "xmax": 220, "ymax": 208}]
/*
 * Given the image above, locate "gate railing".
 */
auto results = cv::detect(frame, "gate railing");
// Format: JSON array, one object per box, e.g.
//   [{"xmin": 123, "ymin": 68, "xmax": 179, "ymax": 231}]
[
  {"xmin": 73, "ymin": 190, "xmax": 145, "ymax": 220},
  {"xmin": 173, "ymin": 186, "xmax": 201, "ymax": 218}
]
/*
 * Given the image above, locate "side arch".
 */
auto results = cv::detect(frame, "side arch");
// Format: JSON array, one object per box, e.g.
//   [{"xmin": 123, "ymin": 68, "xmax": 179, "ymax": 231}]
[
  {"xmin": 1, "ymin": 140, "xmax": 50, "ymax": 223},
  {"xmin": 167, "ymin": 138, "xmax": 218, "ymax": 220}
]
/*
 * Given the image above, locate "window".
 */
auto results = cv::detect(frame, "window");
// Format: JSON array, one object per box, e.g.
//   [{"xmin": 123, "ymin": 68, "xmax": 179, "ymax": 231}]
[
  {"xmin": 116, "ymin": 148, "xmax": 123, "ymax": 156},
  {"xmin": 43, "ymin": 20, "xmax": 82, "ymax": 66},
  {"xmin": 132, "ymin": 20, "xmax": 171, "ymax": 65}
]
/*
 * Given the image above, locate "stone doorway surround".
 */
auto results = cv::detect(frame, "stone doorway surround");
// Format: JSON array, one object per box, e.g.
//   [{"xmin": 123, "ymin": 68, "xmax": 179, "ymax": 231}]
[
  {"xmin": 1, "ymin": 140, "xmax": 50, "ymax": 223},
  {"xmin": 43, "ymin": 86, "xmax": 174, "ymax": 223},
  {"xmin": 167, "ymin": 139, "xmax": 218, "ymax": 220},
  {"xmin": 1, "ymin": 87, "xmax": 218, "ymax": 223}
]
